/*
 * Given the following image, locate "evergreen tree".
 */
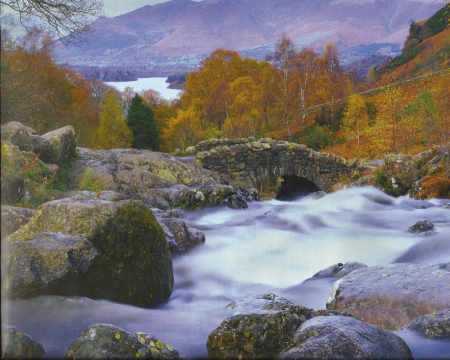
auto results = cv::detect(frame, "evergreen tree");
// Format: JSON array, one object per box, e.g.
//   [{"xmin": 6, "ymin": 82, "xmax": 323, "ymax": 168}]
[{"xmin": 127, "ymin": 94, "xmax": 159, "ymax": 150}]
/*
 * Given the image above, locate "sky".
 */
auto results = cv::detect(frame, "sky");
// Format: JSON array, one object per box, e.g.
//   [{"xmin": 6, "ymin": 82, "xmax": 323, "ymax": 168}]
[{"xmin": 102, "ymin": 0, "xmax": 203, "ymax": 17}]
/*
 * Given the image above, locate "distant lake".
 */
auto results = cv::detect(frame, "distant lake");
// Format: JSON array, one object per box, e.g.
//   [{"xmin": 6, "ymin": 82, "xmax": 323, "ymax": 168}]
[{"xmin": 105, "ymin": 77, "xmax": 182, "ymax": 100}]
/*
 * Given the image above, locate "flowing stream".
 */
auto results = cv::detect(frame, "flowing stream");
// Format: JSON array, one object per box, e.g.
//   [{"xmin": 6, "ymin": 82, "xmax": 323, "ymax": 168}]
[{"xmin": 2, "ymin": 187, "xmax": 450, "ymax": 358}]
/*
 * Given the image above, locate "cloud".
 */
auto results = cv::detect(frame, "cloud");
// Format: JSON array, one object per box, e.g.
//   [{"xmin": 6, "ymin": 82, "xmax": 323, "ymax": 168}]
[{"xmin": 102, "ymin": 0, "xmax": 203, "ymax": 18}]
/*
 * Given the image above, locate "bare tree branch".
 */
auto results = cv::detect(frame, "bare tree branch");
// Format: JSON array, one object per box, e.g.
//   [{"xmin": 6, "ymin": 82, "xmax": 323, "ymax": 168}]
[{"xmin": 0, "ymin": 0, "xmax": 103, "ymax": 44}]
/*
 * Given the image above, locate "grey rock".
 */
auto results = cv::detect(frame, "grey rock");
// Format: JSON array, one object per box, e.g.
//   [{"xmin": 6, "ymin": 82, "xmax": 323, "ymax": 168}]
[
  {"xmin": 407, "ymin": 219, "xmax": 435, "ymax": 235},
  {"xmin": 41, "ymin": 125, "xmax": 77, "ymax": 165},
  {"xmin": 403, "ymin": 308, "xmax": 450, "ymax": 338},
  {"xmin": 29, "ymin": 135, "xmax": 52, "ymax": 162},
  {"xmin": 279, "ymin": 316, "xmax": 412, "ymax": 359},
  {"xmin": 313, "ymin": 262, "xmax": 367, "ymax": 278},
  {"xmin": 225, "ymin": 293, "xmax": 294, "ymax": 315},
  {"xmin": 1, "ymin": 206, "xmax": 35, "ymax": 240},
  {"xmin": 1, "ymin": 324, "xmax": 45, "ymax": 359},
  {"xmin": 159, "ymin": 218, "xmax": 205, "ymax": 256},
  {"xmin": 2, "ymin": 232, "xmax": 98, "ymax": 298},
  {"xmin": 65, "ymin": 324, "xmax": 179, "ymax": 359},
  {"xmin": 326, "ymin": 263, "xmax": 450, "ymax": 330},
  {"xmin": 3, "ymin": 198, "xmax": 173, "ymax": 308}
]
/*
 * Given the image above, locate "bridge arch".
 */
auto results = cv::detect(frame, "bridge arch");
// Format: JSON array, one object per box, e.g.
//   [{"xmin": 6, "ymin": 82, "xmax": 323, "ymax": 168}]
[{"xmin": 195, "ymin": 138, "xmax": 359, "ymax": 194}]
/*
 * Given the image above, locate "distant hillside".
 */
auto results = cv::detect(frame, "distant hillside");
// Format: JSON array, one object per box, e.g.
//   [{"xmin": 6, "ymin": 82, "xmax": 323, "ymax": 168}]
[
  {"xmin": 377, "ymin": 4, "xmax": 450, "ymax": 83},
  {"xmin": 55, "ymin": 0, "xmax": 446, "ymax": 70}
]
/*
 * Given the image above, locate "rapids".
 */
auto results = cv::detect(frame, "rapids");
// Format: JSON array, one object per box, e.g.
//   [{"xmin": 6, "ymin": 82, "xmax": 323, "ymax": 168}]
[{"xmin": 2, "ymin": 187, "xmax": 450, "ymax": 358}]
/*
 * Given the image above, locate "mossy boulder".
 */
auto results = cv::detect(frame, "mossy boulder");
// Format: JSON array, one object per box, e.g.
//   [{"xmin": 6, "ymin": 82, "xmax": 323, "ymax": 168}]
[
  {"xmin": 1, "ymin": 324, "xmax": 45, "ymax": 359},
  {"xmin": 2, "ymin": 232, "xmax": 98, "ymax": 298},
  {"xmin": 3, "ymin": 198, "xmax": 173, "ymax": 308},
  {"xmin": 1, "ymin": 141, "xmax": 50, "ymax": 204},
  {"xmin": 41, "ymin": 125, "xmax": 76, "ymax": 165},
  {"xmin": 326, "ymin": 263, "xmax": 450, "ymax": 330},
  {"xmin": 383, "ymin": 154, "xmax": 421, "ymax": 196},
  {"xmin": 65, "ymin": 324, "xmax": 179, "ymax": 359},
  {"xmin": 403, "ymin": 308, "xmax": 450, "ymax": 338},
  {"xmin": 1, "ymin": 206, "xmax": 35, "ymax": 240},
  {"xmin": 279, "ymin": 316, "xmax": 412, "ymax": 359}
]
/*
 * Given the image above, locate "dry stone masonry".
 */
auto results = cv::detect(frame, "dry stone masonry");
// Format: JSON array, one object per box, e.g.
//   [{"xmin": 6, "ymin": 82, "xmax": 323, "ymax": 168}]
[{"xmin": 195, "ymin": 138, "xmax": 360, "ymax": 192}]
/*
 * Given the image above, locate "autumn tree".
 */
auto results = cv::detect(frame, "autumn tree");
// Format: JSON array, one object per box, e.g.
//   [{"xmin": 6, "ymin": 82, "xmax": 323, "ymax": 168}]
[
  {"xmin": 342, "ymin": 94, "xmax": 370, "ymax": 147},
  {"xmin": 92, "ymin": 92, "xmax": 132, "ymax": 149},
  {"xmin": 127, "ymin": 94, "xmax": 159, "ymax": 150},
  {"xmin": 164, "ymin": 107, "xmax": 200, "ymax": 151}
]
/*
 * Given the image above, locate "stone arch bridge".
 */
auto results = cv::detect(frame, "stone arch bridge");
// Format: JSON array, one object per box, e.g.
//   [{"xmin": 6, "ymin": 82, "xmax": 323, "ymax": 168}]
[{"xmin": 194, "ymin": 138, "xmax": 360, "ymax": 196}]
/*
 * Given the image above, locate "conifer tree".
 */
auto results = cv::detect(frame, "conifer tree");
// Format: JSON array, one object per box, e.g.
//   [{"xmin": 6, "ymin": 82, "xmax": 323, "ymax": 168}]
[{"xmin": 127, "ymin": 94, "xmax": 159, "ymax": 150}]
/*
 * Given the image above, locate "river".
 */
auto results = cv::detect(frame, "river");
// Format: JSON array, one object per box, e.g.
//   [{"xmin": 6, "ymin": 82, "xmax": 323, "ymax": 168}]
[
  {"xmin": 105, "ymin": 77, "xmax": 182, "ymax": 100},
  {"xmin": 2, "ymin": 187, "xmax": 450, "ymax": 358}
]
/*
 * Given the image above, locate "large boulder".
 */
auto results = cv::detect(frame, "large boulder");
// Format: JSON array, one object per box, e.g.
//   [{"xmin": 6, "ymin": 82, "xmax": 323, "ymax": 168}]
[
  {"xmin": 279, "ymin": 316, "xmax": 412, "ymax": 359},
  {"xmin": 383, "ymin": 154, "xmax": 421, "ymax": 196},
  {"xmin": 3, "ymin": 198, "xmax": 173, "ymax": 308},
  {"xmin": 403, "ymin": 308, "xmax": 450, "ymax": 338},
  {"xmin": 1, "ymin": 141, "xmax": 50, "ymax": 204},
  {"xmin": 207, "ymin": 307, "xmax": 308, "ymax": 359},
  {"xmin": 41, "ymin": 125, "xmax": 76, "ymax": 165},
  {"xmin": 326, "ymin": 263, "xmax": 450, "ymax": 330},
  {"xmin": 1, "ymin": 324, "xmax": 45, "ymax": 359},
  {"xmin": 1, "ymin": 121, "xmax": 35, "ymax": 152},
  {"xmin": 2, "ymin": 232, "xmax": 98, "ymax": 298},
  {"xmin": 1, "ymin": 206, "xmax": 35, "ymax": 240},
  {"xmin": 65, "ymin": 324, "xmax": 179, "ymax": 359}
]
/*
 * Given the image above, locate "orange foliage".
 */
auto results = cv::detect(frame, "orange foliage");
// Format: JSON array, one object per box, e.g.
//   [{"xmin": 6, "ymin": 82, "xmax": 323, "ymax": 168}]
[{"xmin": 417, "ymin": 172, "xmax": 450, "ymax": 199}]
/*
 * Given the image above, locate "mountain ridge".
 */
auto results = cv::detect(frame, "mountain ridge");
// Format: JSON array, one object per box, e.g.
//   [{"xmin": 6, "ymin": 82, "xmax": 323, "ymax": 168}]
[{"xmin": 55, "ymin": 0, "xmax": 446, "ymax": 70}]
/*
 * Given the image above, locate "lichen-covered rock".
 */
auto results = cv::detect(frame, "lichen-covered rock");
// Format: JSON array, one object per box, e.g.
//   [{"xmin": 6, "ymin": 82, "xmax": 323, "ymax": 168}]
[
  {"xmin": 41, "ymin": 125, "xmax": 76, "ymax": 165},
  {"xmin": 312, "ymin": 262, "xmax": 367, "ymax": 278},
  {"xmin": 1, "ymin": 121, "xmax": 34, "ymax": 152},
  {"xmin": 407, "ymin": 219, "xmax": 435, "ymax": 235},
  {"xmin": 403, "ymin": 308, "xmax": 450, "ymax": 338},
  {"xmin": 222, "ymin": 193, "xmax": 248, "ymax": 209},
  {"xmin": 1, "ymin": 141, "xmax": 49, "ymax": 204},
  {"xmin": 159, "ymin": 218, "xmax": 205, "ymax": 256},
  {"xmin": 207, "ymin": 307, "xmax": 309, "ymax": 359},
  {"xmin": 383, "ymin": 154, "xmax": 421, "ymax": 196},
  {"xmin": 279, "ymin": 316, "xmax": 412, "ymax": 359},
  {"xmin": 2, "ymin": 232, "xmax": 98, "ymax": 298},
  {"xmin": 3, "ymin": 198, "xmax": 173, "ymax": 308},
  {"xmin": 1, "ymin": 206, "xmax": 35, "ymax": 240},
  {"xmin": 29, "ymin": 135, "xmax": 52, "ymax": 161},
  {"xmin": 225, "ymin": 293, "xmax": 295, "ymax": 315},
  {"xmin": 65, "ymin": 324, "xmax": 179, "ymax": 359},
  {"xmin": 326, "ymin": 263, "xmax": 450, "ymax": 330},
  {"xmin": 1, "ymin": 324, "xmax": 45, "ymax": 359},
  {"xmin": 64, "ymin": 148, "xmax": 245, "ymax": 210}
]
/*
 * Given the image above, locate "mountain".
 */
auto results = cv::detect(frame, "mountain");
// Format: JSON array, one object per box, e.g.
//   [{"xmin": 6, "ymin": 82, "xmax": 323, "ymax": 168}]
[{"xmin": 55, "ymin": 0, "xmax": 446, "ymax": 72}]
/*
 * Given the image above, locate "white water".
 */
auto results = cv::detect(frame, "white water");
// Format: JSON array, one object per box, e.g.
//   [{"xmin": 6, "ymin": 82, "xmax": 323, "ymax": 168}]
[
  {"xmin": 105, "ymin": 77, "xmax": 182, "ymax": 100},
  {"xmin": 2, "ymin": 187, "xmax": 450, "ymax": 358}
]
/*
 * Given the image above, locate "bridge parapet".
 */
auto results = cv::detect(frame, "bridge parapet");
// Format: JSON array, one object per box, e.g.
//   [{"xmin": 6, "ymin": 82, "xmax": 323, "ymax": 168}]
[{"xmin": 195, "ymin": 138, "xmax": 360, "ymax": 192}]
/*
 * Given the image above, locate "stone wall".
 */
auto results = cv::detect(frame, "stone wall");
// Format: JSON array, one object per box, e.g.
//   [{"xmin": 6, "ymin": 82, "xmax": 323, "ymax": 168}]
[{"xmin": 195, "ymin": 138, "xmax": 359, "ymax": 192}]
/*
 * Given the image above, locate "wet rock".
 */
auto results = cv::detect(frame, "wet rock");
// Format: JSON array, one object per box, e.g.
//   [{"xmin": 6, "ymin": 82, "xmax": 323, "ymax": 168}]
[
  {"xmin": 403, "ymin": 308, "xmax": 450, "ymax": 338},
  {"xmin": 443, "ymin": 203, "xmax": 450, "ymax": 209},
  {"xmin": 313, "ymin": 262, "xmax": 367, "ymax": 278},
  {"xmin": 41, "ymin": 126, "xmax": 76, "ymax": 165},
  {"xmin": 207, "ymin": 307, "xmax": 309, "ymax": 359},
  {"xmin": 1, "ymin": 324, "xmax": 45, "ymax": 359},
  {"xmin": 65, "ymin": 324, "xmax": 179, "ymax": 359},
  {"xmin": 225, "ymin": 293, "xmax": 294, "ymax": 315},
  {"xmin": 407, "ymin": 219, "xmax": 435, "ymax": 235},
  {"xmin": 178, "ymin": 185, "xmax": 236, "ymax": 209},
  {"xmin": 1, "ymin": 206, "xmax": 35, "ymax": 240},
  {"xmin": 159, "ymin": 218, "xmax": 205, "ymax": 256},
  {"xmin": 2, "ymin": 232, "xmax": 98, "ymax": 298},
  {"xmin": 383, "ymin": 154, "xmax": 421, "ymax": 196},
  {"xmin": 3, "ymin": 198, "xmax": 173, "ymax": 308},
  {"xmin": 326, "ymin": 263, "xmax": 450, "ymax": 330},
  {"xmin": 279, "ymin": 316, "xmax": 412, "ymax": 359},
  {"xmin": 222, "ymin": 193, "xmax": 248, "ymax": 209},
  {"xmin": 305, "ymin": 191, "xmax": 327, "ymax": 199}
]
